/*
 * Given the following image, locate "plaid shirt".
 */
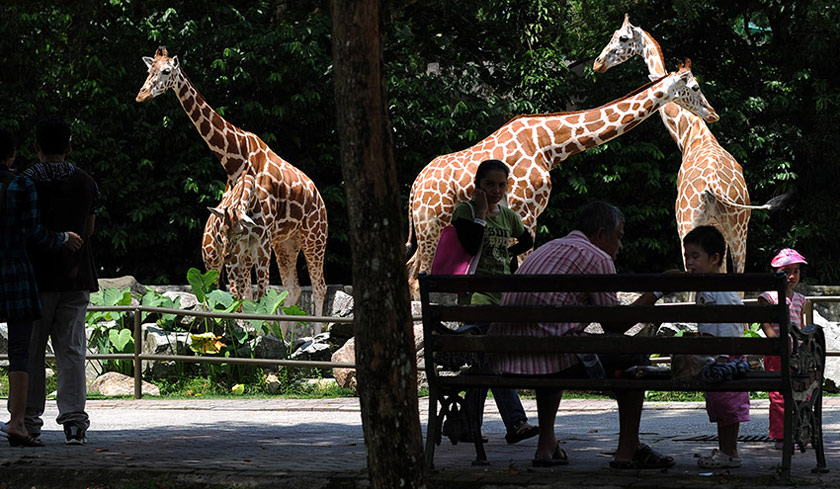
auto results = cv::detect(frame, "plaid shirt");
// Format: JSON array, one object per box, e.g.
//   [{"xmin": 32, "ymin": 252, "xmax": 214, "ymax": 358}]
[
  {"xmin": 0, "ymin": 168, "xmax": 63, "ymax": 321},
  {"xmin": 490, "ymin": 230, "xmax": 618, "ymax": 374}
]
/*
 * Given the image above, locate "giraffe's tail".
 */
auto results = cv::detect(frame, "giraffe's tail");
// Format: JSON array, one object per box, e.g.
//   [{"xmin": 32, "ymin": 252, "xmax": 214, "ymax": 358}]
[
  {"xmin": 705, "ymin": 190, "xmax": 789, "ymax": 211},
  {"xmin": 404, "ymin": 193, "xmax": 418, "ymax": 263}
]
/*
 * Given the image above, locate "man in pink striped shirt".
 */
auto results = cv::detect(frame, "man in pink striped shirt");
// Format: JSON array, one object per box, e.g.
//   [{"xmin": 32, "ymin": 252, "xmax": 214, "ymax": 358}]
[{"xmin": 490, "ymin": 201, "xmax": 673, "ymax": 469}]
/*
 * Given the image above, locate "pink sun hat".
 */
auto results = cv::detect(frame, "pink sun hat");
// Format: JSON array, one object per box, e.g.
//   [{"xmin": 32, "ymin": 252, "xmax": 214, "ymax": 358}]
[{"xmin": 770, "ymin": 248, "xmax": 808, "ymax": 268}]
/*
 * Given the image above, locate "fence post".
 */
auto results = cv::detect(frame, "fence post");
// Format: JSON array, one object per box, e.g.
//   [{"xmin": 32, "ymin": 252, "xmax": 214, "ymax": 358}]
[
  {"xmin": 805, "ymin": 299, "xmax": 814, "ymax": 326},
  {"xmin": 134, "ymin": 307, "xmax": 142, "ymax": 399}
]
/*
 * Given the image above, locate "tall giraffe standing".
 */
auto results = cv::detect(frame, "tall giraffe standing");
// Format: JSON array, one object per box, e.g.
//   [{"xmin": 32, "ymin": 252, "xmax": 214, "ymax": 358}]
[
  {"xmin": 594, "ymin": 15, "xmax": 784, "ymax": 272},
  {"xmin": 406, "ymin": 64, "xmax": 719, "ymax": 297},
  {"xmin": 136, "ymin": 46, "xmax": 328, "ymax": 321}
]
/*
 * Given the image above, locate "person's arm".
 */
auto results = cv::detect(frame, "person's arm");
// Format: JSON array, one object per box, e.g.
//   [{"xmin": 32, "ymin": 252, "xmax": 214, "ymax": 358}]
[
  {"xmin": 19, "ymin": 178, "xmax": 65, "ymax": 250},
  {"xmin": 86, "ymin": 213, "xmax": 95, "ymax": 237},
  {"xmin": 600, "ymin": 291, "xmax": 662, "ymax": 334},
  {"xmin": 452, "ymin": 216, "xmax": 484, "ymax": 255},
  {"xmin": 758, "ymin": 295, "xmax": 778, "ymax": 337},
  {"xmin": 507, "ymin": 228, "xmax": 533, "ymax": 257}
]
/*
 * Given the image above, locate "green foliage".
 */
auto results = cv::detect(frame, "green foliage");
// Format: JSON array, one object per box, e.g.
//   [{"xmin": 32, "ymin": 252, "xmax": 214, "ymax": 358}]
[{"xmin": 2, "ymin": 0, "xmax": 840, "ymax": 283}]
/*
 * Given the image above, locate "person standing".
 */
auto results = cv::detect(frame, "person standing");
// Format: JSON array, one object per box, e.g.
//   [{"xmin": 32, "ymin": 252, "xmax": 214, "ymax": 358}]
[
  {"xmin": 758, "ymin": 248, "xmax": 809, "ymax": 449},
  {"xmin": 23, "ymin": 118, "xmax": 100, "ymax": 445},
  {"xmin": 683, "ymin": 225, "xmax": 750, "ymax": 468},
  {"xmin": 450, "ymin": 159, "xmax": 538, "ymax": 444},
  {"xmin": 1, "ymin": 127, "xmax": 82, "ymax": 446}
]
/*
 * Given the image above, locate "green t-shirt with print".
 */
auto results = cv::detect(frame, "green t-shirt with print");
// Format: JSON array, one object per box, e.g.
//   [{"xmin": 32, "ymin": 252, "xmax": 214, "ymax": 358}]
[{"xmin": 451, "ymin": 201, "xmax": 525, "ymax": 305}]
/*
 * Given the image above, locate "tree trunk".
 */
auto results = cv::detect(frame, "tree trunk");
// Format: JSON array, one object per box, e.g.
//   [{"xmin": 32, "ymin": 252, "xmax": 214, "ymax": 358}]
[{"xmin": 330, "ymin": 1, "xmax": 427, "ymax": 488}]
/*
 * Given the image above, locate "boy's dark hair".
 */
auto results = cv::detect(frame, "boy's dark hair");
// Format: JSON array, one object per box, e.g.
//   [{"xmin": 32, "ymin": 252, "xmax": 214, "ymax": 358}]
[
  {"xmin": 0, "ymin": 127, "xmax": 16, "ymax": 161},
  {"xmin": 574, "ymin": 201, "xmax": 624, "ymax": 237},
  {"xmin": 683, "ymin": 225, "xmax": 726, "ymax": 261},
  {"xmin": 36, "ymin": 117, "xmax": 71, "ymax": 155},
  {"xmin": 474, "ymin": 159, "xmax": 509, "ymax": 185}
]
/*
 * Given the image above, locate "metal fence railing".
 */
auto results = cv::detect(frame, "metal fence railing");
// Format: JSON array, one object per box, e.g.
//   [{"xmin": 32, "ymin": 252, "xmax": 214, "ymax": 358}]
[{"xmin": 2, "ymin": 296, "xmax": 838, "ymax": 398}]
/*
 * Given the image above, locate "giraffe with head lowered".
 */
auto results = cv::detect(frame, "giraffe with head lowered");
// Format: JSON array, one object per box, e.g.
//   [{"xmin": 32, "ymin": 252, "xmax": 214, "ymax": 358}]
[
  {"xmin": 405, "ymin": 63, "xmax": 719, "ymax": 297},
  {"xmin": 594, "ymin": 14, "xmax": 785, "ymax": 273},
  {"xmin": 136, "ymin": 46, "xmax": 328, "ymax": 322}
]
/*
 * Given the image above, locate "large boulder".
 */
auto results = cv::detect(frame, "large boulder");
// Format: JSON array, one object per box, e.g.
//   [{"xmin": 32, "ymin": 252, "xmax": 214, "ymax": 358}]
[
  {"xmin": 253, "ymin": 333, "xmax": 289, "ymax": 360},
  {"xmin": 88, "ymin": 371, "xmax": 160, "ymax": 396},
  {"xmin": 98, "ymin": 275, "xmax": 146, "ymax": 297},
  {"xmin": 813, "ymin": 310, "xmax": 840, "ymax": 385},
  {"xmin": 142, "ymin": 324, "xmax": 192, "ymax": 377}
]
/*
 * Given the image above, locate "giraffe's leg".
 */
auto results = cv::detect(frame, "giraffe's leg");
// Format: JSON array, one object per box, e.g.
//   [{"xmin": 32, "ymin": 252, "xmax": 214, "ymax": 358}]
[
  {"xmin": 252, "ymin": 242, "xmax": 272, "ymax": 301},
  {"xmin": 300, "ymin": 226, "xmax": 327, "ymax": 334},
  {"xmin": 272, "ymin": 237, "xmax": 302, "ymax": 341}
]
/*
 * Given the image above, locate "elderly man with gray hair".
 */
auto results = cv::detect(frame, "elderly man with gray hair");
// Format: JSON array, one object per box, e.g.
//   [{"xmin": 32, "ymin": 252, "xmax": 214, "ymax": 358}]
[{"xmin": 490, "ymin": 201, "xmax": 674, "ymax": 469}]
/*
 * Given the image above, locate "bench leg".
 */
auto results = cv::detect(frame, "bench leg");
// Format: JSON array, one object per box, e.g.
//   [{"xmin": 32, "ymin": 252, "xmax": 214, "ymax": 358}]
[
  {"xmin": 465, "ymin": 388, "xmax": 489, "ymax": 466},
  {"xmin": 424, "ymin": 386, "xmax": 441, "ymax": 470},
  {"xmin": 810, "ymin": 390, "xmax": 829, "ymax": 473},
  {"xmin": 781, "ymin": 390, "xmax": 793, "ymax": 478}
]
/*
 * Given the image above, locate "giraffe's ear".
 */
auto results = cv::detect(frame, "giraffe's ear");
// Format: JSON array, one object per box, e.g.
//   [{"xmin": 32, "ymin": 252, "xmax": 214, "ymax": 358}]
[
  {"xmin": 143, "ymin": 56, "xmax": 154, "ymax": 69},
  {"xmin": 171, "ymin": 56, "xmax": 180, "ymax": 69},
  {"xmin": 240, "ymin": 214, "xmax": 258, "ymax": 229},
  {"xmin": 208, "ymin": 206, "xmax": 225, "ymax": 218}
]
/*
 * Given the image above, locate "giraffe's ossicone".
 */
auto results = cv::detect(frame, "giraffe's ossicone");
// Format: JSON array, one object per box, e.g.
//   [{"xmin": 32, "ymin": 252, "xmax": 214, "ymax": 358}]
[
  {"xmin": 406, "ymin": 63, "xmax": 719, "ymax": 298},
  {"xmin": 136, "ymin": 46, "xmax": 328, "ymax": 328}
]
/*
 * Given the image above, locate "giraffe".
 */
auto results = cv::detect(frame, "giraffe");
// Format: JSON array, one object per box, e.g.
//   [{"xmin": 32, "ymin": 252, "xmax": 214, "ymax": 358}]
[
  {"xmin": 593, "ymin": 14, "xmax": 785, "ymax": 273},
  {"xmin": 405, "ymin": 63, "xmax": 719, "ymax": 297},
  {"xmin": 136, "ymin": 46, "xmax": 328, "ymax": 323}
]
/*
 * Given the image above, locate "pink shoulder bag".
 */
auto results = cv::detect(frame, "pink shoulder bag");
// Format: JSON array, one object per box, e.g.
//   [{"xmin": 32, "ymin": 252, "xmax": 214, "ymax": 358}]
[{"xmin": 430, "ymin": 202, "xmax": 483, "ymax": 275}]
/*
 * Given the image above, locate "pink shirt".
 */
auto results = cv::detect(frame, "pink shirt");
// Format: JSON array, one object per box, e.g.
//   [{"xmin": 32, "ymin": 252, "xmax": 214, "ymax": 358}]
[
  {"xmin": 759, "ymin": 290, "xmax": 806, "ymax": 335},
  {"xmin": 490, "ymin": 230, "xmax": 617, "ymax": 374}
]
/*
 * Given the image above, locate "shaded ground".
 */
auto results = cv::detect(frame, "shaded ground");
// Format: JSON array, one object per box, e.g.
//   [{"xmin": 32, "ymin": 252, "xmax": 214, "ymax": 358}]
[{"xmin": 0, "ymin": 398, "xmax": 838, "ymax": 488}]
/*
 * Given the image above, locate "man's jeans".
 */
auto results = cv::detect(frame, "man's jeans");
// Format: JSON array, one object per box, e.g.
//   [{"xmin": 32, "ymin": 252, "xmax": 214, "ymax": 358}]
[
  {"xmin": 24, "ymin": 291, "xmax": 91, "ymax": 435},
  {"xmin": 466, "ymin": 386, "xmax": 527, "ymax": 431}
]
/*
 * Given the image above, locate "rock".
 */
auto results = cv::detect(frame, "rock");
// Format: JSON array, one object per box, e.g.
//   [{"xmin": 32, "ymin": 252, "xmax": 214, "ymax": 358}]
[
  {"xmin": 161, "ymin": 291, "xmax": 201, "ymax": 327},
  {"xmin": 98, "ymin": 276, "xmax": 146, "ymax": 297},
  {"xmin": 253, "ymin": 334, "xmax": 289, "ymax": 360},
  {"xmin": 291, "ymin": 332, "xmax": 332, "ymax": 361},
  {"xmin": 799, "ymin": 285, "xmax": 840, "ymax": 322},
  {"xmin": 657, "ymin": 322, "xmax": 696, "ymax": 336},
  {"xmin": 813, "ymin": 310, "xmax": 840, "ymax": 385},
  {"xmin": 88, "ymin": 371, "xmax": 160, "ymax": 396},
  {"xmin": 331, "ymin": 338, "xmax": 356, "ymax": 389},
  {"xmin": 265, "ymin": 371, "xmax": 282, "ymax": 393},
  {"xmin": 327, "ymin": 290, "xmax": 355, "ymax": 340},
  {"xmin": 143, "ymin": 324, "xmax": 192, "ymax": 377}
]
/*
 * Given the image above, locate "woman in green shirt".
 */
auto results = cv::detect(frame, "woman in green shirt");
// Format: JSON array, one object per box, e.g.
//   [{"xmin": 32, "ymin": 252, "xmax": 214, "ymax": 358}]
[{"xmin": 451, "ymin": 159, "xmax": 537, "ymax": 443}]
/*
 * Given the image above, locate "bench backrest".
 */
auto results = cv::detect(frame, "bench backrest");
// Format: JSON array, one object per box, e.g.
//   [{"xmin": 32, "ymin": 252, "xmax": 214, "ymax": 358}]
[{"xmin": 420, "ymin": 272, "xmax": 789, "ymax": 362}]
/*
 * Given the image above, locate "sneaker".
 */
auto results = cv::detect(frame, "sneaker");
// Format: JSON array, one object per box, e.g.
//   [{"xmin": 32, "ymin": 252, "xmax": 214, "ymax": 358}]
[
  {"xmin": 697, "ymin": 448, "xmax": 741, "ymax": 468},
  {"xmin": 505, "ymin": 420, "xmax": 539, "ymax": 444},
  {"xmin": 64, "ymin": 425, "xmax": 87, "ymax": 445}
]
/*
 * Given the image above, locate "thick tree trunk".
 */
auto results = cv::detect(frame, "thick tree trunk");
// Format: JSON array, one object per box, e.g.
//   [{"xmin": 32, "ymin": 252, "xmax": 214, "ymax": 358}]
[{"xmin": 330, "ymin": 1, "xmax": 427, "ymax": 488}]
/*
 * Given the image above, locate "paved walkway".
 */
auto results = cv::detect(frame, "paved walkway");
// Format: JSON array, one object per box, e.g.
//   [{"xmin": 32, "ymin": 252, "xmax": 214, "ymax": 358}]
[{"xmin": 1, "ymin": 397, "xmax": 838, "ymax": 488}]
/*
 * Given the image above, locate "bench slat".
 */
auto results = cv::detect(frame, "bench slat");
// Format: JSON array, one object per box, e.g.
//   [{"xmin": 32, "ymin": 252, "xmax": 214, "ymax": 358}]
[
  {"xmin": 426, "ymin": 304, "xmax": 785, "ymax": 325},
  {"xmin": 422, "ymin": 272, "xmax": 783, "ymax": 294},
  {"xmin": 434, "ymin": 373, "xmax": 797, "ymax": 392},
  {"xmin": 428, "ymin": 335, "xmax": 783, "ymax": 355}
]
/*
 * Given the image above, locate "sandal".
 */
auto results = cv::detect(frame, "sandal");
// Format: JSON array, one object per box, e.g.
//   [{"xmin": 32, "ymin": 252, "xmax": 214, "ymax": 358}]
[
  {"xmin": 7, "ymin": 432, "xmax": 45, "ymax": 447},
  {"xmin": 697, "ymin": 448, "xmax": 741, "ymax": 468},
  {"xmin": 532, "ymin": 443, "xmax": 569, "ymax": 467},
  {"xmin": 610, "ymin": 444, "xmax": 675, "ymax": 469}
]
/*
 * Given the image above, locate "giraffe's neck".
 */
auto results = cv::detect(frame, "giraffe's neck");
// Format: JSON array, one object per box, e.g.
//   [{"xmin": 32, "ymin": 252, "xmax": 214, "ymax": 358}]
[
  {"xmin": 528, "ymin": 76, "xmax": 684, "ymax": 172},
  {"xmin": 173, "ymin": 70, "xmax": 251, "ymax": 181},
  {"xmin": 638, "ymin": 29, "xmax": 709, "ymax": 154}
]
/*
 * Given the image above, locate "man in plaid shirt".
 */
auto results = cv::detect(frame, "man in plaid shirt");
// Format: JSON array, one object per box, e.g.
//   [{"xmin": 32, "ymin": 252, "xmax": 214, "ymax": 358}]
[{"xmin": 490, "ymin": 201, "xmax": 674, "ymax": 469}]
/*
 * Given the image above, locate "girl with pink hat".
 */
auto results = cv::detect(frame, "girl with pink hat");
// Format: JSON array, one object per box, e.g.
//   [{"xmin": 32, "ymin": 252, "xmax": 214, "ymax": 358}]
[{"xmin": 757, "ymin": 248, "xmax": 808, "ymax": 449}]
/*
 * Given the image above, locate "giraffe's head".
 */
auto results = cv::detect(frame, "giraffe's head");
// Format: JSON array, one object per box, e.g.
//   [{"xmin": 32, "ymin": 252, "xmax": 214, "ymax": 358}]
[
  {"xmin": 593, "ymin": 14, "xmax": 644, "ymax": 73},
  {"xmin": 667, "ymin": 59, "xmax": 719, "ymax": 123},
  {"xmin": 136, "ymin": 46, "xmax": 180, "ymax": 103},
  {"xmin": 208, "ymin": 205, "xmax": 259, "ymax": 264}
]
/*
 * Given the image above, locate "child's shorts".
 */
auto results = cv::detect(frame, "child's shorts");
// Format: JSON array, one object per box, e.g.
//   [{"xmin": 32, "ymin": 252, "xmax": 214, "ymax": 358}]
[{"xmin": 705, "ymin": 391, "xmax": 750, "ymax": 426}]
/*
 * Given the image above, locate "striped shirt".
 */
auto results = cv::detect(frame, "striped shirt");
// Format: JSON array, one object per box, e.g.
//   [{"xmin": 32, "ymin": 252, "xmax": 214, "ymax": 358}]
[
  {"xmin": 759, "ymin": 290, "xmax": 806, "ymax": 335},
  {"xmin": 489, "ymin": 230, "xmax": 617, "ymax": 374}
]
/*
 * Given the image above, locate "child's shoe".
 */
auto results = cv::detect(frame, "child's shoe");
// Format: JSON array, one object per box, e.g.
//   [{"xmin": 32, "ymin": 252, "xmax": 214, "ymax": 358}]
[{"xmin": 697, "ymin": 448, "xmax": 742, "ymax": 468}]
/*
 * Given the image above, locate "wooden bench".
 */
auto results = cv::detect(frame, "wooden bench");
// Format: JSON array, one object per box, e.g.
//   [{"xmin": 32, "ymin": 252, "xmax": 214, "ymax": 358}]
[{"xmin": 419, "ymin": 272, "xmax": 828, "ymax": 476}]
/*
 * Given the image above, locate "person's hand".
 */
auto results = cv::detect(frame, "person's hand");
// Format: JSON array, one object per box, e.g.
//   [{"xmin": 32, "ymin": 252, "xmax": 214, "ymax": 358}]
[
  {"xmin": 663, "ymin": 268, "xmax": 684, "ymax": 275},
  {"xmin": 472, "ymin": 188, "xmax": 488, "ymax": 219},
  {"xmin": 62, "ymin": 231, "xmax": 83, "ymax": 251}
]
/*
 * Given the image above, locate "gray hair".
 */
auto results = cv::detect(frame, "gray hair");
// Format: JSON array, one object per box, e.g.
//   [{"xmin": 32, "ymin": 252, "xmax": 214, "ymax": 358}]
[{"xmin": 574, "ymin": 201, "xmax": 624, "ymax": 237}]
